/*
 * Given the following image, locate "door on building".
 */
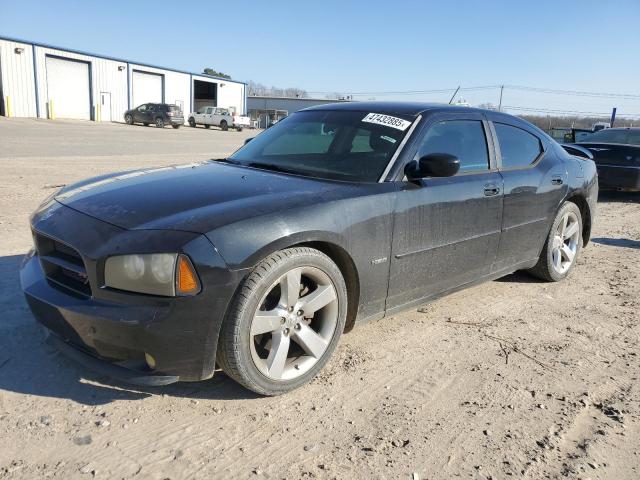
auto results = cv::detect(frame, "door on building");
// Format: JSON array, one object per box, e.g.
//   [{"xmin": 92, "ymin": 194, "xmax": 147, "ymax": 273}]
[
  {"xmin": 45, "ymin": 56, "xmax": 91, "ymax": 120},
  {"xmin": 100, "ymin": 92, "xmax": 112, "ymax": 122},
  {"xmin": 132, "ymin": 70, "xmax": 163, "ymax": 108}
]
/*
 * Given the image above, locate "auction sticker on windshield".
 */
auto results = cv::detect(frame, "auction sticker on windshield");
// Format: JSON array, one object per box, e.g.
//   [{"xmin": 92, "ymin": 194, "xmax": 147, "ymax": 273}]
[{"xmin": 362, "ymin": 113, "xmax": 412, "ymax": 131}]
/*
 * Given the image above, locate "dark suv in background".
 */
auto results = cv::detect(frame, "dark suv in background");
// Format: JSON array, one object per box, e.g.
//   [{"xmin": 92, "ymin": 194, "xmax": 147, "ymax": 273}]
[{"xmin": 124, "ymin": 103, "xmax": 184, "ymax": 129}]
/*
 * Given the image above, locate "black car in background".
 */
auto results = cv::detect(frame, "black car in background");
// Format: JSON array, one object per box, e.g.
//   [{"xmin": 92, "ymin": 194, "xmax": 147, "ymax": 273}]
[
  {"xmin": 574, "ymin": 127, "xmax": 640, "ymax": 191},
  {"xmin": 21, "ymin": 103, "xmax": 598, "ymax": 395},
  {"xmin": 124, "ymin": 103, "xmax": 184, "ymax": 128}
]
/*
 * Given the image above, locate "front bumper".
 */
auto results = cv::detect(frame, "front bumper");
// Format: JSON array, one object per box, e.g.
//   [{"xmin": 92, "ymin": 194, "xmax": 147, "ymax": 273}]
[
  {"xmin": 596, "ymin": 164, "xmax": 640, "ymax": 190},
  {"xmin": 21, "ymin": 202, "xmax": 242, "ymax": 383}
]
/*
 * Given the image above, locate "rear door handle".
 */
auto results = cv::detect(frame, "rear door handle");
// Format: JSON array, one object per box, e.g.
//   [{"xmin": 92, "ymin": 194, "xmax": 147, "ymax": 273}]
[
  {"xmin": 551, "ymin": 176, "xmax": 564, "ymax": 185},
  {"xmin": 484, "ymin": 184, "xmax": 500, "ymax": 196}
]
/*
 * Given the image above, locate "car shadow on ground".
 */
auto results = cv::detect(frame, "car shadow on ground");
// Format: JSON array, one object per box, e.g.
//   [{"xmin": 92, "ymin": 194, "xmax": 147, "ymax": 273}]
[
  {"xmin": 494, "ymin": 271, "xmax": 540, "ymax": 283},
  {"xmin": 592, "ymin": 237, "xmax": 640, "ymax": 249},
  {"xmin": 0, "ymin": 254, "xmax": 260, "ymax": 405}
]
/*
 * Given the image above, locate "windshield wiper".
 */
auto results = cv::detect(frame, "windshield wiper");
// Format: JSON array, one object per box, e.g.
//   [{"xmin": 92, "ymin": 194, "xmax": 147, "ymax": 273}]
[
  {"xmin": 246, "ymin": 162, "xmax": 299, "ymax": 175},
  {"xmin": 211, "ymin": 158, "xmax": 240, "ymax": 165}
]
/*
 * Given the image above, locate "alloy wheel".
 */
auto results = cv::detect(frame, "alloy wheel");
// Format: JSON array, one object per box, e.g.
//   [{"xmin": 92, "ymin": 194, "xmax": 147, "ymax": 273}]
[
  {"xmin": 249, "ymin": 266, "xmax": 338, "ymax": 381},
  {"xmin": 551, "ymin": 211, "xmax": 580, "ymax": 274}
]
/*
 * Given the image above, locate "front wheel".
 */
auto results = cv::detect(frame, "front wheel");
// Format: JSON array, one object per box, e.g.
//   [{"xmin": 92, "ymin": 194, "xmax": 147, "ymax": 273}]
[
  {"xmin": 124, "ymin": 114, "xmax": 133, "ymax": 125},
  {"xmin": 188, "ymin": 117, "xmax": 196, "ymax": 127},
  {"xmin": 217, "ymin": 247, "xmax": 347, "ymax": 396},
  {"xmin": 155, "ymin": 117, "xmax": 164, "ymax": 128},
  {"xmin": 172, "ymin": 124, "xmax": 180, "ymax": 129},
  {"xmin": 528, "ymin": 201, "xmax": 582, "ymax": 282}
]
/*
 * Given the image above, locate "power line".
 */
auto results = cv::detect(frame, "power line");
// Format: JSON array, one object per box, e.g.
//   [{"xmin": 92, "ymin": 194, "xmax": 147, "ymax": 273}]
[
  {"xmin": 505, "ymin": 85, "xmax": 640, "ymax": 100},
  {"xmin": 503, "ymin": 105, "xmax": 640, "ymax": 117}
]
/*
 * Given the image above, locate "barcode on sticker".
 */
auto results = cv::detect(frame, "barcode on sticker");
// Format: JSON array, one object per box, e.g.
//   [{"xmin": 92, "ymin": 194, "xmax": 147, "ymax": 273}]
[{"xmin": 362, "ymin": 113, "xmax": 412, "ymax": 131}]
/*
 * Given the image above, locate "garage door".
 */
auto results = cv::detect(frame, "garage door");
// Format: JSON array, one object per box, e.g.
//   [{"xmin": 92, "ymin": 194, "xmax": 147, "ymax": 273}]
[
  {"xmin": 132, "ymin": 71, "xmax": 163, "ymax": 108},
  {"xmin": 45, "ymin": 56, "xmax": 91, "ymax": 120}
]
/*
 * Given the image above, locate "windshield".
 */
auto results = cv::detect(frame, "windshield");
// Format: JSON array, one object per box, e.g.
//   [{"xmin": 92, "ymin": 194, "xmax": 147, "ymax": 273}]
[
  {"xmin": 229, "ymin": 110, "xmax": 415, "ymax": 182},
  {"xmin": 580, "ymin": 129, "xmax": 629, "ymax": 144}
]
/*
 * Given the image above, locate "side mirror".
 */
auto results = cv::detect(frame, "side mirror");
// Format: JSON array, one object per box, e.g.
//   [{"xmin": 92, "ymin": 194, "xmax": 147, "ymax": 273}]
[
  {"xmin": 244, "ymin": 137, "xmax": 254, "ymax": 145},
  {"xmin": 406, "ymin": 153, "xmax": 460, "ymax": 179}
]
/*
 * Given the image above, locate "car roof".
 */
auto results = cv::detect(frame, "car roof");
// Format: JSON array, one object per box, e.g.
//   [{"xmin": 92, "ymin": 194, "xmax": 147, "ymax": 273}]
[{"xmin": 303, "ymin": 101, "xmax": 496, "ymax": 117}]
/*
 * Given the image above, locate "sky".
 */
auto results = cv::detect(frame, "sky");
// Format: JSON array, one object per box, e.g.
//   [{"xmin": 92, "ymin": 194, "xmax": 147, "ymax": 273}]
[{"xmin": 2, "ymin": 0, "xmax": 640, "ymax": 118}]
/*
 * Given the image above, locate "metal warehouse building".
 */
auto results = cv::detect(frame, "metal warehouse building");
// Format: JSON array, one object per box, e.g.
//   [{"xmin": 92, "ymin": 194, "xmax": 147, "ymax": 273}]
[
  {"xmin": 0, "ymin": 36, "xmax": 247, "ymax": 123},
  {"xmin": 247, "ymin": 96, "xmax": 347, "ymax": 128}
]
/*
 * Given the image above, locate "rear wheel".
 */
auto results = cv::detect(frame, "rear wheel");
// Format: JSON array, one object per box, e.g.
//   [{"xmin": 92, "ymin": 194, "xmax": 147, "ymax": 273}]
[
  {"xmin": 124, "ymin": 114, "xmax": 133, "ymax": 125},
  {"xmin": 220, "ymin": 120, "xmax": 229, "ymax": 131},
  {"xmin": 528, "ymin": 201, "xmax": 582, "ymax": 282},
  {"xmin": 172, "ymin": 124, "xmax": 180, "ymax": 129},
  {"xmin": 217, "ymin": 247, "xmax": 347, "ymax": 396},
  {"xmin": 188, "ymin": 117, "xmax": 196, "ymax": 127},
  {"xmin": 155, "ymin": 117, "xmax": 164, "ymax": 128}
]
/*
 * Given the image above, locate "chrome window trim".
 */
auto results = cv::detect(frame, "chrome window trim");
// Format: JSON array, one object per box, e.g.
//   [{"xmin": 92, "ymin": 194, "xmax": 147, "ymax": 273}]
[{"xmin": 378, "ymin": 115, "xmax": 422, "ymax": 183}]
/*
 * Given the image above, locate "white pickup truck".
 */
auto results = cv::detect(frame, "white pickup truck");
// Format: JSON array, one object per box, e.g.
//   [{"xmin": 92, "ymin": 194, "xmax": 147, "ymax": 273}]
[{"xmin": 187, "ymin": 106, "xmax": 250, "ymax": 131}]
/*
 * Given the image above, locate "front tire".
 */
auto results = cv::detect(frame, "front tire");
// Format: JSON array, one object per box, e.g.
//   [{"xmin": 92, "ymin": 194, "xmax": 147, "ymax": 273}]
[
  {"xmin": 124, "ymin": 114, "xmax": 133, "ymax": 125},
  {"xmin": 188, "ymin": 117, "xmax": 196, "ymax": 128},
  {"xmin": 217, "ymin": 247, "xmax": 347, "ymax": 396},
  {"xmin": 172, "ymin": 124, "xmax": 180, "ymax": 129},
  {"xmin": 528, "ymin": 201, "xmax": 582, "ymax": 282}
]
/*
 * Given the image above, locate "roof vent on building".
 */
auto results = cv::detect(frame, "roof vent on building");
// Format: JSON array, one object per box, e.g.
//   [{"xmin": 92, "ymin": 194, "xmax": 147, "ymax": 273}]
[{"xmin": 14, "ymin": 47, "xmax": 25, "ymax": 54}]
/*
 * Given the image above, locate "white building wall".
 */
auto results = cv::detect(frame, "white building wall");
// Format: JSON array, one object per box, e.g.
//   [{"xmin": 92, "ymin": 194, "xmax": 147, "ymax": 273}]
[
  {"xmin": 0, "ymin": 37, "xmax": 247, "ymax": 123},
  {"xmin": 33, "ymin": 46, "xmax": 128, "ymax": 120},
  {"xmin": 0, "ymin": 39, "xmax": 37, "ymax": 117},
  {"xmin": 217, "ymin": 81, "xmax": 245, "ymax": 115},
  {"xmin": 129, "ymin": 64, "xmax": 190, "ymax": 117}
]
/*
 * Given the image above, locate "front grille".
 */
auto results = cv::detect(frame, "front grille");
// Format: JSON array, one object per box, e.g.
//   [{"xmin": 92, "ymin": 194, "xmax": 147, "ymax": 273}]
[{"xmin": 34, "ymin": 233, "xmax": 92, "ymax": 297}]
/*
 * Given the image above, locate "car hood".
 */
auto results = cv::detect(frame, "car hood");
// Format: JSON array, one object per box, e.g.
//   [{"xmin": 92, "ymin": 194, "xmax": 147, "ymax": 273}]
[{"xmin": 54, "ymin": 161, "xmax": 357, "ymax": 233}]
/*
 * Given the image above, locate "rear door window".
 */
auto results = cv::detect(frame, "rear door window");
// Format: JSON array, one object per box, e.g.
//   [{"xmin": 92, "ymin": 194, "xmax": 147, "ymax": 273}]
[
  {"xmin": 494, "ymin": 123, "xmax": 542, "ymax": 169},
  {"xmin": 418, "ymin": 120, "xmax": 490, "ymax": 173}
]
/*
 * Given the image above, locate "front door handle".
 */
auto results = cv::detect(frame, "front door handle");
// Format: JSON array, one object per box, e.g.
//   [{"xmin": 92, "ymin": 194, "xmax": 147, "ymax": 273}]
[
  {"xmin": 551, "ymin": 176, "xmax": 564, "ymax": 185},
  {"xmin": 484, "ymin": 184, "xmax": 500, "ymax": 196}
]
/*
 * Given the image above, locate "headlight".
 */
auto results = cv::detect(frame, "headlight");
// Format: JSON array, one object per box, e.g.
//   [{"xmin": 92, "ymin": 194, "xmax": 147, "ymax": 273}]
[{"xmin": 104, "ymin": 253, "xmax": 200, "ymax": 296}]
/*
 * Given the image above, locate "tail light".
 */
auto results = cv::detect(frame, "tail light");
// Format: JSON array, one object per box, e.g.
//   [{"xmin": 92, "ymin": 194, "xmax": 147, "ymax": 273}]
[{"xmin": 167, "ymin": 111, "xmax": 174, "ymax": 116}]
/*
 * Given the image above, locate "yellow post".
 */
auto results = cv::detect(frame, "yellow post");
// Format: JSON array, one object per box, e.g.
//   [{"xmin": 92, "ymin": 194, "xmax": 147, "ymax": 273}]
[
  {"xmin": 49, "ymin": 100, "xmax": 55, "ymax": 120},
  {"xmin": 96, "ymin": 103, "xmax": 101, "ymax": 122},
  {"xmin": 5, "ymin": 96, "xmax": 12, "ymax": 117}
]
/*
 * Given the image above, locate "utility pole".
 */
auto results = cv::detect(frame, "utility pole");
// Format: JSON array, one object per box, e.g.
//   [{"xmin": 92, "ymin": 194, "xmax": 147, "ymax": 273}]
[
  {"xmin": 498, "ymin": 85, "xmax": 504, "ymax": 112},
  {"xmin": 448, "ymin": 86, "xmax": 461, "ymax": 104}
]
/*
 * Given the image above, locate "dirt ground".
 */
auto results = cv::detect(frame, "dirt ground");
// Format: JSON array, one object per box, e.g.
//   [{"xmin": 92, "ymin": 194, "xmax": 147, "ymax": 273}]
[{"xmin": 0, "ymin": 117, "xmax": 639, "ymax": 480}]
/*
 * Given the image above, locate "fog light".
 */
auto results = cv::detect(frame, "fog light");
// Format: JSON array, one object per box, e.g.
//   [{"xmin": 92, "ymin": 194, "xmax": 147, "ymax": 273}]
[{"xmin": 145, "ymin": 353, "xmax": 157, "ymax": 370}]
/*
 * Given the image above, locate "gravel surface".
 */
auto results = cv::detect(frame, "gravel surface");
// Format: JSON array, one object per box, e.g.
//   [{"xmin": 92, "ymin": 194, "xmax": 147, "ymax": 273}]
[{"xmin": 0, "ymin": 118, "xmax": 639, "ymax": 479}]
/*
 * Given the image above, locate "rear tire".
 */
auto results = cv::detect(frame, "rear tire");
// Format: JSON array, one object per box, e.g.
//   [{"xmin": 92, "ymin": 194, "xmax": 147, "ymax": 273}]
[
  {"xmin": 528, "ymin": 201, "xmax": 582, "ymax": 282},
  {"xmin": 188, "ymin": 117, "xmax": 196, "ymax": 128},
  {"xmin": 155, "ymin": 117, "xmax": 164, "ymax": 128},
  {"xmin": 217, "ymin": 247, "xmax": 347, "ymax": 396},
  {"xmin": 172, "ymin": 124, "xmax": 180, "ymax": 129},
  {"xmin": 220, "ymin": 120, "xmax": 228, "ymax": 131}
]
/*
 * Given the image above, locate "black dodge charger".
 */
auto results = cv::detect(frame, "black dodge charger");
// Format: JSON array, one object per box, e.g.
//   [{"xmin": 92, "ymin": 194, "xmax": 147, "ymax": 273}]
[
  {"xmin": 572, "ymin": 127, "xmax": 640, "ymax": 191},
  {"xmin": 21, "ymin": 102, "xmax": 598, "ymax": 395}
]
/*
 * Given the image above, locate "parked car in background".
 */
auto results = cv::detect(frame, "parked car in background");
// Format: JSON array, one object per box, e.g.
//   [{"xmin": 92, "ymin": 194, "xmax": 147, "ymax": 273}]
[
  {"xmin": 550, "ymin": 127, "xmax": 593, "ymax": 144},
  {"xmin": 573, "ymin": 127, "xmax": 640, "ymax": 191},
  {"xmin": 22, "ymin": 103, "xmax": 598, "ymax": 395},
  {"xmin": 124, "ymin": 103, "xmax": 184, "ymax": 129},
  {"xmin": 188, "ymin": 106, "xmax": 250, "ymax": 131}
]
